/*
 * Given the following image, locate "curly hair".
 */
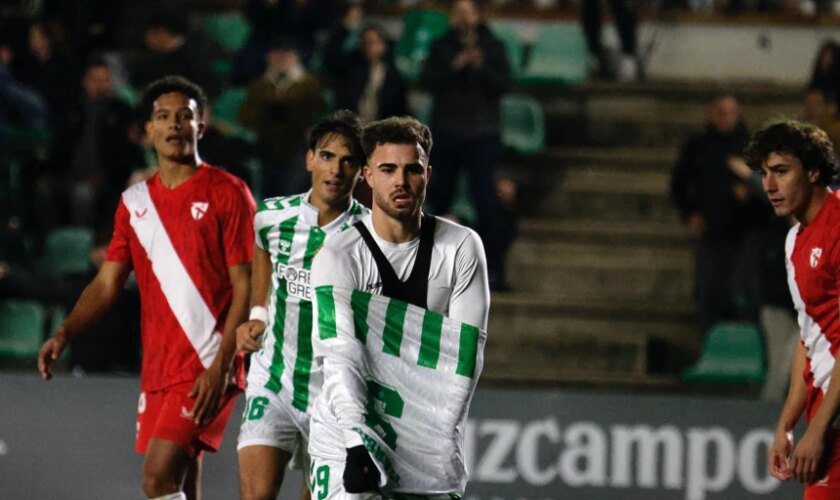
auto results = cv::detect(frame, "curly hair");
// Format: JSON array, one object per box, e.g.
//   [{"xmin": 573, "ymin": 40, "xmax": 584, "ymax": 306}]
[
  {"xmin": 140, "ymin": 75, "xmax": 208, "ymax": 121},
  {"xmin": 743, "ymin": 119, "xmax": 838, "ymax": 186},
  {"xmin": 361, "ymin": 116, "xmax": 433, "ymax": 161},
  {"xmin": 308, "ymin": 110, "xmax": 364, "ymax": 164}
]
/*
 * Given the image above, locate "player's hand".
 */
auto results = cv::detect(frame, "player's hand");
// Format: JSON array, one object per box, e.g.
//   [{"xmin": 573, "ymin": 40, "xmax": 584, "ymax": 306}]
[
  {"xmin": 236, "ymin": 320, "xmax": 266, "ymax": 353},
  {"xmin": 188, "ymin": 363, "xmax": 228, "ymax": 426},
  {"xmin": 343, "ymin": 445, "xmax": 379, "ymax": 493},
  {"xmin": 790, "ymin": 427, "xmax": 825, "ymax": 484},
  {"xmin": 37, "ymin": 327, "xmax": 68, "ymax": 380},
  {"xmin": 768, "ymin": 428, "xmax": 793, "ymax": 481}
]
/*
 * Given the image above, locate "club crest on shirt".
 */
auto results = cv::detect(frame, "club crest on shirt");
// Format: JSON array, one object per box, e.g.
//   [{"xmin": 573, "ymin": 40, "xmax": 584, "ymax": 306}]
[
  {"xmin": 811, "ymin": 247, "xmax": 823, "ymax": 268},
  {"xmin": 191, "ymin": 202, "xmax": 209, "ymax": 220}
]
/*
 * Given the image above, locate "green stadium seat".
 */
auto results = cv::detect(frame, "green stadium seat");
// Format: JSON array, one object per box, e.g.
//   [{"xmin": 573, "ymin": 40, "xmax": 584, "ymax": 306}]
[
  {"xmin": 501, "ymin": 94, "xmax": 545, "ymax": 154},
  {"xmin": 203, "ymin": 12, "xmax": 252, "ymax": 53},
  {"xmin": 521, "ymin": 24, "xmax": 588, "ymax": 86},
  {"xmin": 395, "ymin": 10, "xmax": 450, "ymax": 82},
  {"xmin": 0, "ymin": 300, "xmax": 46, "ymax": 359},
  {"xmin": 41, "ymin": 226, "xmax": 94, "ymax": 278},
  {"xmin": 113, "ymin": 83, "xmax": 140, "ymax": 107},
  {"xmin": 489, "ymin": 22, "xmax": 524, "ymax": 82},
  {"xmin": 683, "ymin": 322, "xmax": 766, "ymax": 384},
  {"xmin": 212, "ymin": 87, "xmax": 256, "ymax": 144}
]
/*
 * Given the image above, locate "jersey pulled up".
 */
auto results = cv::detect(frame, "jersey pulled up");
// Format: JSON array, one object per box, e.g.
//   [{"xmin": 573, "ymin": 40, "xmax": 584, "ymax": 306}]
[{"xmin": 309, "ymin": 216, "xmax": 490, "ymax": 495}]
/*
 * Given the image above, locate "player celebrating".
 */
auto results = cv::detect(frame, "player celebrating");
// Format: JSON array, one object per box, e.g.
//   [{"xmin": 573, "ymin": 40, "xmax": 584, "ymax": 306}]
[
  {"xmin": 38, "ymin": 76, "xmax": 255, "ymax": 500},
  {"xmin": 307, "ymin": 116, "xmax": 490, "ymax": 498},
  {"xmin": 235, "ymin": 110, "xmax": 369, "ymax": 500},
  {"xmin": 745, "ymin": 120, "xmax": 840, "ymax": 499}
]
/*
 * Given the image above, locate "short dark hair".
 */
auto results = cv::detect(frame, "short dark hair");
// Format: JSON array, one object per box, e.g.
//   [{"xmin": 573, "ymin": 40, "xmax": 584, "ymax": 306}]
[
  {"xmin": 308, "ymin": 110, "xmax": 364, "ymax": 163},
  {"xmin": 140, "ymin": 75, "xmax": 208, "ymax": 120},
  {"xmin": 744, "ymin": 119, "xmax": 839, "ymax": 186},
  {"xmin": 361, "ymin": 116, "xmax": 433, "ymax": 161}
]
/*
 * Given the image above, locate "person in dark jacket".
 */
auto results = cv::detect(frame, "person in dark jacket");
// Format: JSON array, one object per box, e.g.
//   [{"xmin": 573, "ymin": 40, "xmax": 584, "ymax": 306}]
[
  {"xmin": 420, "ymin": 0, "xmax": 512, "ymax": 290},
  {"xmin": 670, "ymin": 94, "xmax": 769, "ymax": 331},
  {"xmin": 323, "ymin": 21, "xmax": 408, "ymax": 122}
]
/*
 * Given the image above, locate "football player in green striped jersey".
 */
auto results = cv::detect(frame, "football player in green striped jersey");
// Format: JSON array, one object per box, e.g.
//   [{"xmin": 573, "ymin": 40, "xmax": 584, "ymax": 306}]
[{"xmin": 234, "ymin": 110, "xmax": 370, "ymax": 500}]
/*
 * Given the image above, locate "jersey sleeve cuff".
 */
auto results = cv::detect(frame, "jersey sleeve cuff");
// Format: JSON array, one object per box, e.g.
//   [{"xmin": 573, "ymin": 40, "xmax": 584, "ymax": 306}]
[{"xmin": 343, "ymin": 429, "xmax": 364, "ymax": 448}]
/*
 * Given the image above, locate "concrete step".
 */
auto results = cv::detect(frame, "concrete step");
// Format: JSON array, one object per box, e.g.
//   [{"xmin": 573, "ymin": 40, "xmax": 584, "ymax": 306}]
[
  {"xmin": 486, "ymin": 295, "xmax": 700, "ymax": 380},
  {"xmin": 542, "ymin": 168, "xmax": 679, "ymax": 222},
  {"xmin": 542, "ymin": 92, "xmax": 801, "ymax": 148},
  {"xmin": 505, "ymin": 245, "xmax": 693, "ymax": 299},
  {"xmin": 490, "ymin": 292, "xmax": 695, "ymax": 323},
  {"xmin": 526, "ymin": 146, "xmax": 678, "ymax": 174},
  {"xmin": 519, "ymin": 217, "xmax": 690, "ymax": 247}
]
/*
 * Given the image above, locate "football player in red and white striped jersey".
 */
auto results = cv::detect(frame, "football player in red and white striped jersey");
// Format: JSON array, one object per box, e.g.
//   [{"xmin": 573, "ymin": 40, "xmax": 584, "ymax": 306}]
[
  {"xmin": 38, "ymin": 76, "xmax": 255, "ymax": 500},
  {"xmin": 746, "ymin": 120, "xmax": 840, "ymax": 500}
]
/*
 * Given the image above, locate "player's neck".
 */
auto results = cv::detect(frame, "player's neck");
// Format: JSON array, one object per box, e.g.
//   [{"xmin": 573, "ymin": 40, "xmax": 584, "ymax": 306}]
[
  {"xmin": 157, "ymin": 155, "xmax": 202, "ymax": 189},
  {"xmin": 309, "ymin": 194, "xmax": 350, "ymax": 227},
  {"xmin": 798, "ymin": 187, "xmax": 830, "ymax": 227},
  {"xmin": 371, "ymin": 208, "xmax": 421, "ymax": 243}
]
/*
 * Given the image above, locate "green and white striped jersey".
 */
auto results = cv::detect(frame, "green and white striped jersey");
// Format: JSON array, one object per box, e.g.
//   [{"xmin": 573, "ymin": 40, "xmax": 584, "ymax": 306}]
[
  {"xmin": 310, "ymin": 286, "xmax": 486, "ymax": 496},
  {"xmin": 248, "ymin": 191, "xmax": 369, "ymax": 414}
]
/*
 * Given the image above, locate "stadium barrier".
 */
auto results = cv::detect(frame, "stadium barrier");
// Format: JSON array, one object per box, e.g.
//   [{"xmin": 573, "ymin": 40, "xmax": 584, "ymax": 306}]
[{"xmin": 0, "ymin": 374, "xmax": 796, "ymax": 499}]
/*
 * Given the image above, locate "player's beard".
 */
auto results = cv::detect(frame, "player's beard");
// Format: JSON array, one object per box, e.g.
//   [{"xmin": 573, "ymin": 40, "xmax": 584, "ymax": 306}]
[{"xmin": 373, "ymin": 188, "xmax": 424, "ymax": 222}]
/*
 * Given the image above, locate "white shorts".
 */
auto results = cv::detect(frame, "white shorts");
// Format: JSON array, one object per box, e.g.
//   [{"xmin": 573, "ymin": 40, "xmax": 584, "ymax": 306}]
[
  {"xmin": 237, "ymin": 384, "xmax": 310, "ymax": 461},
  {"xmin": 308, "ymin": 454, "xmax": 381, "ymax": 500}
]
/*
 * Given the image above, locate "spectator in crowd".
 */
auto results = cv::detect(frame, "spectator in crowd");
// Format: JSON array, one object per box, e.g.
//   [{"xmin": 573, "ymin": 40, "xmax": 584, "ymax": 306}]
[
  {"xmin": 323, "ymin": 21, "xmax": 408, "ymax": 123},
  {"xmin": 239, "ymin": 38, "xmax": 325, "ymax": 197},
  {"xmin": 670, "ymin": 94, "xmax": 767, "ymax": 332},
  {"xmin": 581, "ymin": 0, "xmax": 639, "ymax": 81},
  {"xmin": 130, "ymin": 11, "xmax": 223, "ymax": 99},
  {"xmin": 232, "ymin": 0, "xmax": 341, "ymax": 85},
  {"xmin": 808, "ymin": 40, "xmax": 840, "ymax": 99},
  {"xmin": 0, "ymin": 30, "xmax": 48, "ymax": 135},
  {"xmin": 420, "ymin": 0, "xmax": 512, "ymax": 291},
  {"xmin": 64, "ymin": 56, "xmax": 145, "ymax": 228},
  {"xmin": 802, "ymin": 87, "xmax": 840, "ymax": 148}
]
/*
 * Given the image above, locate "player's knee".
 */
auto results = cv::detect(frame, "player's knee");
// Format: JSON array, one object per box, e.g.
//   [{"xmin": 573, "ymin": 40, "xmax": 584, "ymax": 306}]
[
  {"xmin": 239, "ymin": 483, "xmax": 281, "ymax": 500},
  {"xmin": 142, "ymin": 468, "xmax": 181, "ymax": 498}
]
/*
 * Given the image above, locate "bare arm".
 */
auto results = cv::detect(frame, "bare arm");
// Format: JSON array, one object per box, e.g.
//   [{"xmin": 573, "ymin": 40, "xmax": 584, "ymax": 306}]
[
  {"xmin": 38, "ymin": 261, "xmax": 131, "ymax": 379},
  {"xmin": 190, "ymin": 262, "xmax": 251, "ymax": 424},
  {"xmin": 791, "ymin": 329, "xmax": 840, "ymax": 483},
  {"xmin": 769, "ymin": 340, "xmax": 808, "ymax": 481},
  {"xmin": 236, "ymin": 245, "xmax": 271, "ymax": 352}
]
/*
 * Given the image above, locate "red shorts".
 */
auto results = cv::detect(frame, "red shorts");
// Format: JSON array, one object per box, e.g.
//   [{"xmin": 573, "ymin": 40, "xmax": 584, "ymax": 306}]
[
  {"xmin": 135, "ymin": 381, "xmax": 240, "ymax": 458},
  {"xmin": 804, "ymin": 431, "xmax": 840, "ymax": 499}
]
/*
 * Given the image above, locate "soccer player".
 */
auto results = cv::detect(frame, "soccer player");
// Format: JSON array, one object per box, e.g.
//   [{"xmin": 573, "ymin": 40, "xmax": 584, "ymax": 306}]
[
  {"xmin": 307, "ymin": 116, "xmax": 490, "ymax": 498},
  {"xmin": 745, "ymin": 120, "xmax": 840, "ymax": 499},
  {"xmin": 37, "ymin": 76, "xmax": 255, "ymax": 500},
  {"xmin": 234, "ymin": 110, "xmax": 369, "ymax": 500}
]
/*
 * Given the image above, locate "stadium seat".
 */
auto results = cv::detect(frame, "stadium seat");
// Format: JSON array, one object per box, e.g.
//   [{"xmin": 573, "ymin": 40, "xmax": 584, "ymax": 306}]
[
  {"xmin": 395, "ymin": 10, "xmax": 450, "ymax": 82},
  {"xmin": 202, "ymin": 12, "xmax": 252, "ymax": 53},
  {"xmin": 41, "ymin": 226, "xmax": 94, "ymax": 278},
  {"xmin": 501, "ymin": 94, "xmax": 546, "ymax": 154},
  {"xmin": 521, "ymin": 24, "xmax": 588, "ymax": 86},
  {"xmin": 212, "ymin": 87, "xmax": 257, "ymax": 143},
  {"xmin": 0, "ymin": 300, "xmax": 46, "ymax": 359},
  {"xmin": 683, "ymin": 322, "xmax": 766, "ymax": 384},
  {"xmin": 489, "ymin": 22, "xmax": 524, "ymax": 82}
]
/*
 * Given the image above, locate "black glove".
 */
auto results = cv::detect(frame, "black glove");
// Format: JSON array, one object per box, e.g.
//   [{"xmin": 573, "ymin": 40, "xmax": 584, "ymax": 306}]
[{"xmin": 343, "ymin": 445, "xmax": 380, "ymax": 493}]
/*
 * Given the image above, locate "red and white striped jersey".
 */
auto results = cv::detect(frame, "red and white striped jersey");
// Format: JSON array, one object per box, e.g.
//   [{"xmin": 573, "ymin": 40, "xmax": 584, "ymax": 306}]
[
  {"xmin": 106, "ymin": 164, "xmax": 256, "ymax": 392},
  {"xmin": 785, "ymin": 190, "xmax": 840, "ymax": 419}
]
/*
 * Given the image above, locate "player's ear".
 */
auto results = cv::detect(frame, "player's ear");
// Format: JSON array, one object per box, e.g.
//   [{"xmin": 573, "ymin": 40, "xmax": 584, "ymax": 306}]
[
  {"xmin": 363, "ymin": 164, "xmax": 372, "ymax": 183},
  {"xmin": 144, "ymin": 119, "xmax": 153, "ymax": 139},
  {"xmin": 808, "ymin": 167, "xmax": 820, "ymax": 184},
  {"xmin": 426, "ymin": 164, "xmax": 432, "ymax": 182},
  {"xmin": 306, "ymin": 149, "xmax": 315, "ymax": 172},
  {"xmin": 196, "ymin": 119, "xmax": 206, "ymax": 140}
]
